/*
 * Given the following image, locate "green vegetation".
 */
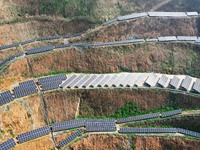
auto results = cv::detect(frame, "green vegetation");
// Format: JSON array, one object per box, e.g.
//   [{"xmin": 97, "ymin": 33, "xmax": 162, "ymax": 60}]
[
  {"xmin": 78, "ymin": 102, "xmax": 178, "ymax": 119},
  {"xmin": 7, "ymin": 129, "xmax": 15, "ymax": 138},
  {"xmin": 38, "ymin": 0, "xmax": 97, "ymax": 20}
]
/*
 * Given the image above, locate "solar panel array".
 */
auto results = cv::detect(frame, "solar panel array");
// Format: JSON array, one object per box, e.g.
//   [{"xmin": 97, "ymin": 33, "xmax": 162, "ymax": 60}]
[
  {"xmin": 57, "ymin": 129, "xmax": 83, "ymax": 148},
  {"xmin": 52, "ymin": 120, "xmax": 85, "ymax": 132},
  {"xmin": 17, "ymin": 126, "xmax": 50, "ymax": 143},
  {"xmin": 85, "ymin": 118, "xmax": 116, "ymax": 132},
  {"xmin": 103, "ymin": 19, "xmax": 118, "ymax": 26},
  {"xmin": 117, "ymin": 12, "xmax": 147, "ymax": 21},
  {"xmin": 157, "ymin": 75, "xmax": 170, "ymax": 88},
  {"xmin": 169, "ymin": 76, "xmax": 182, "ymax": 89},
  {"xmin": 38, "ymin": 74, "xmax": 66, "ymax": 91},
  {"xmin": 158, "ymin": 36, "xmax": 177, "ymax": 42},
  {"xmin": 0, "ymin": 55, "xmax": 15, "ymax": 68},
  {"xmin": 0, "ymin": 43, "xmax": 20, "ymax": 51},
  {"xmin": 193, "ymin": 79, "xmax": 200, "ymax": 93},
  {"xmin": 161, "ymin": 109, "xmax": 182, "ymax": 118},
  {"xmin": 13, "ymin": 80, "xmax": 38, "ymax": 98},
  {"xmin": 145, "ymin": 73, "xmax": 159, "ymax": 87},
  {"xmin": 26, "ymin": 46, "xmax": 55, "ymax": 55},
  {"xmin": 181, "ymin": 76, "xmax": 194, "ymax": 91},
  {"xmin": 0, "ymin": 90, "xmax": 14, "ymax": 106},
  {"xmin": 117, "ymin": 113, "xmax": 160, "ymax": 124},
  {"xmin": 177, "ymin": 36, "xmax": 197, "ymax": 41},
  {"xmin": 119, "ymin": 128, "xmax": 178, "ymax": 133},
  {"xmin": 60, "ymin": 74, "xmax": 77, "ymax": 88},
  {"xmin": 0, "ymin": 138, "xmax": 16, "ymax": 150},
  {"xmin": 21, "ymin": 39, "xmax": 36, "ymax": 45},
  {"xmin": 177, "ymin": 128, "xmax": 200, "ymax": 138},
  {"xmin": 36, "ymin": 36, "xmax": 63, "ymax": 41},
  {"xmin": 148, "ymin": 12, "xmax": 187, "ymax": 17}
]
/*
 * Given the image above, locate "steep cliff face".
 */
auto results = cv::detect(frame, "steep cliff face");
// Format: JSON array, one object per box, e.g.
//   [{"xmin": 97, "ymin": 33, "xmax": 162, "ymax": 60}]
[{"xmin": 69, "ymin": 135, "xmax": 200, "ymax": 150}]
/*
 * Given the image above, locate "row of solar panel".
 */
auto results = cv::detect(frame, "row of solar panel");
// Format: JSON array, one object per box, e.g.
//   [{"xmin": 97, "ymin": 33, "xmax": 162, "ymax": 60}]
[
  {"xmin": 0, "ymin": 52, "xmax": 24, "ymax": 68},
  {"xmin": 119, "ymin": 128, "xmax": 200, "ymax": 138},
  {"xmin": 117, "ymin": 109, "xmax": 182, "ymax": 123},
  {"xmin": 38, "ymin": 74, "xmax": 67, "ymax": 91},
  {"xmin": 0, "ymin": 33, "xmax": 83, "ymax": 51},
  {"xmin": 1, "ymin": 126, "xmax": 199, "ymax": 150},
  {"xmin": 57, "ymin": 129, "xmax": 83, "ymax": 148},
  {"xmin": 103, "ymin": 12, "xmax": 199, "ymax": 26},
  {"xmin": 13, "ymin": 80, "xmax": 38, "ymax": 98},
  {"xmin": 60, "ymin": 73, "xmax": 200, "ymax": 93}
]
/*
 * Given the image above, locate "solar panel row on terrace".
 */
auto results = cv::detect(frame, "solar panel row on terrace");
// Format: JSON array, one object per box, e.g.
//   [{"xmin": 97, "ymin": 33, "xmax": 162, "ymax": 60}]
[
  {"xmin": 193, "ymin": 79, "xmax": 200, "ymax": 93},
  {"xmin": 161, "ymin": 109, "xmax": 182, "ymax": 118},
  {"xmin": 58, "ymin": 129, "xmax": 83, "ymax": 148},
  {"xmin": 117, "ymin": 12, "xmax": 147, "ymax": 21},
  {"xmin": 177, "ymin": 128, "xmax": 200, "ymax": 138},
  {"xmin": 85, "ymin": 118, "xmax": 116, "ymax": 132},
  {"xmin": 181, "ymin": 76, "xmax": 194, "ymax": 91},
  {"xmin": 117, "ymin": 113, "xmax": 160, "ymax": 124},
  {"xmin": 148, "ymin": 12, "xmax": 187, "ymax": 17},
  {"xmin": 0, "ymin": 138, "xmax": 16, "ymax": 150},
  {"xmin": 17, "ymin": 126, "xmax": 50, "ymax": 143},
  {"xmin": 52, "ymin": 120, "xmax": 85, "ymax": 132},
  {"xmin": 119, "ymin": 128, "xmax": 178, "ymax": 133},
  {"xmin": 26, "ymin": 46, "xmax": 55, "ymax": 55},
  {"xmin": 0, "ymin": 91, "xmax": 14, "ymax": 106}
]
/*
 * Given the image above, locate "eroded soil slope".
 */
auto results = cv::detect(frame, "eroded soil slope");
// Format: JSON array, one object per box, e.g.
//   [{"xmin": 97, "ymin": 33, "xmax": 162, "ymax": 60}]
[
  {"xmin": 0, "ymin": 94, "xmax": 45, "ymax": 143},
  {"xmin": 69, "ymin": 135, "xmax": 200, "ymax": 150}
]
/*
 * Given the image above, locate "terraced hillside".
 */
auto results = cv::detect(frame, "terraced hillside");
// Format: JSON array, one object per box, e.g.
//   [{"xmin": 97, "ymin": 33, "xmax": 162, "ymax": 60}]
[{"xmin": 0, "ymin": 1, "xmax": 200, "ymax": 150}]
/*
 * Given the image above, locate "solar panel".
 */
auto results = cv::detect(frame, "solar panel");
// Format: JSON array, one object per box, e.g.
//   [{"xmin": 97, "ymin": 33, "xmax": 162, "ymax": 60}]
[
  {"xmin": 36, "ymin": 35, "xmax": 62, "ymax": 41},
  {"xmin": 117, "ymin": 12, "xmax": 147, "ymax": 21},
  {"xmin": 19, "ymin": 80, "xmax": 35, "ymax": 87},
  {"xmin": 146, "ymin": 38, "xmax": 158, "ymax": 42},
  {"xmin": 117, "ymin": 113, "xmax": 160, "ymax": 124},
  {"xmin": 72, "ymin": 32, "xmax": 83, "ymax": 37},
  {"xmin": 17, "ymin": 126, "xmax": 50, "ymax": 143},
  {"xmin": 60, "ymin": 74, "xmax": 77, "ymax": 88},
  {"xmin": 67, "ymin": 75, "xmax": 84, "ymax": 88},
  {"xmin": 0, "ymin": 90, "xmax": 14, "ymax": 106},
  {"xmin": 193, "ymin": 79, "xmax": 200, "ymax": 93},
  {"xmin": 0, "ymin": 55, "xmax": 16, "ymax": 68},
  {"xmin": 119, "ymin": 128, "xmax": 177, "ymax": 133},
  {"xmin": 54, "ymin": 44, "xmax": 71, "ymax": 49},
  {"xmin": 82, "ymin": 75, "xmax": 97, "ymax": 88},
  {"xmin": 180, "ymin": 76, "xmax": 194, "ymax": 91},
  {"xmin": 157, "ymin": 75, "xmax": 171, "ymax": 88},
  {"xmin": 112, "ymin": 73, "xmax": 127, "ymax": 87},
  {"xmin": 145, "ymin": 73, "xmax": 159, "ymax": 87},
  {"xmin": 38, "ymin": 74, "xmax": 66, "ymax": 85},
  {"xmin": 186, "ymin": 12, "xmax": 199, "ymax": 16},
  {"xmin": 126, "ymin": 76, "xmax": 140, "ymax": 87},
  {"xmin": 169, "ymin": 76, "xmax": 182, "ymax": 89},
  {"xmin": 177, "ymin": 36, "xmax": 197, "ymax": 41},
  {"xmin": 161, "ymin": 109, "xmax": 182, "ymax": 118},
  {"xmin": 0, "ymin": 138, "xmax": 16, "ymax": 150},
  {"xmin": 158, "ymin": 36, "xmax": 177, "ymax": 42},
  {"xmin": 104, "ymin": 74, "xmax": 118, "ymax": 87},
  {"xmin": 97, "ymin": 75, "xmax": 111, "ymax": 87},
  {"xmin": 41, "ymin": 82, "xmax": 60, "ymax": 91},
  {"xmin": 177, "ymin": 128, "xmax": 200, "ymax": 138},
  {"xmin": 13, "ymin": 86, "xmax": 38, "ymax": 98},
  {"xmin": 135, "ymin": 75, "xmax": 148, "ymax": 87},
  {"xmin": 52, "ymin": 120, "xmax": 85, "ymax": 132},
  {"xmin": 57, "ymin": 129, "xmax": 83, "ymax": 148},
  {"xmin": 148, "ymin": 12, "xmax": 187, "ymax": 17},
  {"xmin": 85, "ymin": 118, "xmax": 116, "ymax": 132},
  {"xmin": 26, "ymin": 46, "xmax": 55, "ymax": 55},
  {"xmin": 90, "ymin": 75, "xmax": 105, "ymax": 88},
  {"xmin": 74, "ymin": 75, "xmax": 90, "ymax": 88},
  {"xmin": 103, "ymin": 19, "xmax": 118, "ymax": 26},
  {"xmin": 0, "ymin": 43, "xmax": 20, "ymax": 51},
  {"xmin": 119, "ymin": 74, "xmax": 133, "ymax": 87},
  {"xmin": 21, "ymin": 39, "xmax": 35, "ymax": 45}
]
